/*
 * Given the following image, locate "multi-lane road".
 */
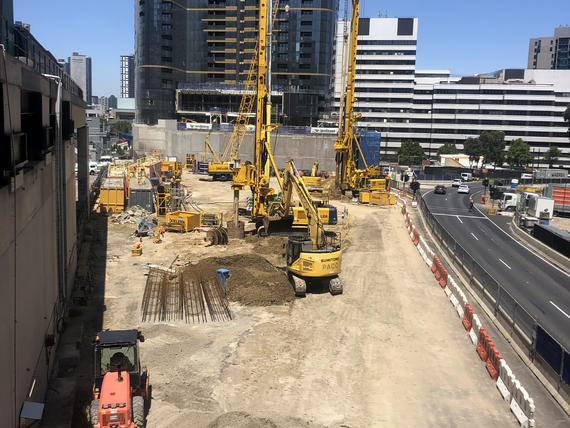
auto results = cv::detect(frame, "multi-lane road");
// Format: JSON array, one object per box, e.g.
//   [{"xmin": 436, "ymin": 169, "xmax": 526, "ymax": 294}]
[{"xmin": 422, "ymin": 182, "xmax": 570, "ymax": 350}]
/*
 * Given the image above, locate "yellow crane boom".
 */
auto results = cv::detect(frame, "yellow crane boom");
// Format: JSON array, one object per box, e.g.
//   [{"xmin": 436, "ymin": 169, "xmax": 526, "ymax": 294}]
[{"xmin": 334, "ymin": 0, "xmax": 382, "ymax": 193}]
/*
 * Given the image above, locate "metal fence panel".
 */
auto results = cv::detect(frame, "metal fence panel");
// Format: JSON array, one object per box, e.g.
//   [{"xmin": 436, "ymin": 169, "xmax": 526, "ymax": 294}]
[
  {"xmin": 562, "ymin": 352, "xmax": 570, "ymax": 386},
  {"xmin": 513, "ymin": 303, "xmax": 535, "ymax": 339},
  {"xmin": 536, "ymin": 326, "xmax": 562, "ymax": 373},
  {"xmin": 498, "ymin": 288, "xmax": 516, "ymax": 317}
]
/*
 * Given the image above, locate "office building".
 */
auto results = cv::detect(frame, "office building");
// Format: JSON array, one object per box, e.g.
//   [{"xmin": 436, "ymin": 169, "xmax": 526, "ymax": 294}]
[
  {"xmin": 528, "ymin": 26, "xmax": 570, "ymax": 70},
  {"xmin": 100, "ymin": 95, "xmax": 109, "ymax": 112},
  {"xmin": 69, "ymin": 51, "xmax": 92, "ymax": 104},
  {"xmin": 120, "ymin": 54, "xmax": 135, "ymax": 98},
  {"xmin": 333, "ymin": 17, "xmax": 418, "ymax": 155},
  {"xmin": 57, "ymin": 58, "xmax": 69, "ymax": 73},
  {"xmin": 109, "ymin": 94, "xmax": 118, "ymax": 109},
  {"xmin": 1, "ymin": 0, "xmax": 14, "ymax": 54},
  {"xmin": 332, "ymin": 17, "xmax": 570, "ymax": 167},
  {"xmin": 135, "ymin": 0, "xmax": 338, "ymax": 125},
  {"xmin": 0, "ymin": 3, "xmax": 88, "ymax": 425}
]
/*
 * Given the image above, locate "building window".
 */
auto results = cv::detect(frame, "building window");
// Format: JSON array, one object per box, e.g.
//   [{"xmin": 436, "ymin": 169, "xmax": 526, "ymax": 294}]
[{"xmin": 161, "ymin": 23, "xmax": 172, "ymax": 30}]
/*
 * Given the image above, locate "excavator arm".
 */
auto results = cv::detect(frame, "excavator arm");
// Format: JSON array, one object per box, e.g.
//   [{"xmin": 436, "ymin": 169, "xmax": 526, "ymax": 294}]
[
  {"xmin": 281, "ymin": 160, "xmax": 324, "ymax": 250},
  {"xmin": 204, "ymin": 132, "xmax": 222, "ymax": 164}
]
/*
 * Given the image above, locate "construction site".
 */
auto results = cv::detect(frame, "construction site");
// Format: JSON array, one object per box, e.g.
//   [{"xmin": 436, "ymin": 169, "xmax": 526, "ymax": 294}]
[{"xmin": 5, "ymin": 0, "xmax": 567, "ymax": 427}]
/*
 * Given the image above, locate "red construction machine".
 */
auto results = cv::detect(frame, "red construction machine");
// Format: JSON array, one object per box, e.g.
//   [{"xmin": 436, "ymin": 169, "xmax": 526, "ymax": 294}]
[{"xmin": 90, "ymin": 330, "xmax": 149, "ymax": 428}]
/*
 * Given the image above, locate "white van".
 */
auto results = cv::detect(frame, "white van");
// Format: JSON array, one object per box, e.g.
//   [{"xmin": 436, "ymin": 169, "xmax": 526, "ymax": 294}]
[
  {"xmin": 89, "ymin": 161, "xmax": 99, "ymax": 175},
  {"xmin": 98, "ymin": 155, "xmax": 114, "ymax": 166},
  {"xmin": 460, "ymin": 172, "xmax": 472, "ymax": 182}
]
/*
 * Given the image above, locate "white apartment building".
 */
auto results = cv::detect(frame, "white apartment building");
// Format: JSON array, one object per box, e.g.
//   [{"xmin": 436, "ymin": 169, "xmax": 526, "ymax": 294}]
[{"xmin": 333, "ymin": 17, "xmax": 570, "ymax": 168}]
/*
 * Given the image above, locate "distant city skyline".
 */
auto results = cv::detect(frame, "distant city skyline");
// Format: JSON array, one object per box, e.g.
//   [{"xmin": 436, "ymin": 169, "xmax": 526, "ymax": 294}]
[{"xmin": 14, "ymin": 0, "xmax": 570, "ymax": 96}]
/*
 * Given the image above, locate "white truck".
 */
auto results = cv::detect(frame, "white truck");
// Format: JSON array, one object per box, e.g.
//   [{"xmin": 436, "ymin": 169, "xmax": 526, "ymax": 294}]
[
  {"xmin": 526, "ymin": 195, "xmax": 554, "ymax": 220},
  {"xmin": 461, "ymin": 172, "xmax": 473, "ymax": 182},
  {"xmin": 498, "ymin": 192, "xmax": 519, "ymax": 211}
]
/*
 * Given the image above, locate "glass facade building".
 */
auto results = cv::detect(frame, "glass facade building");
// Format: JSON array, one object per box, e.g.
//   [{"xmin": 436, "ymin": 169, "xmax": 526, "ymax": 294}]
[{"xmin": 135, "ymin": 0, "xmax": 338, "ymax": 125}]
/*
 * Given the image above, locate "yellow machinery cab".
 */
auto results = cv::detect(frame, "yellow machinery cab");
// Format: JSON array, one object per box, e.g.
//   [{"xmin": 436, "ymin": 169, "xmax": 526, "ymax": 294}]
[{"xmin": 286, "ymin": 233, "xmax": 342, "ymax": 296}]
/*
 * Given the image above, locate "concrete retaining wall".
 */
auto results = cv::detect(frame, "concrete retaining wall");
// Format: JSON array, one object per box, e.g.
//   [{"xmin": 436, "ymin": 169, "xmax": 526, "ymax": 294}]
[{"xmin": 133, "ymin": 120, "xmax": 338, "ymax": 171}]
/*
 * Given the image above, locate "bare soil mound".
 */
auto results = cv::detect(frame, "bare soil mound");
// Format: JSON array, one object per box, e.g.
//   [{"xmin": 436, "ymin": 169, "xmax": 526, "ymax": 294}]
[
  {"xmin": 208, "ymin": 411, "xmax": 324, "ymax": 428},
  {"xmin": 185, "ymin": 253, "xmax": 294, "ymax": 306},
  {"xmin": 321, "ymin": 176, "xmax": 342, "ymax": 200}
]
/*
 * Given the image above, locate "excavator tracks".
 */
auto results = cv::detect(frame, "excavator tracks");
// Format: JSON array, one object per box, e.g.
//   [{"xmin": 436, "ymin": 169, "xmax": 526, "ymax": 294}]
[{"xmin": 329, "ymin": 277, "xmax": 343, "ymax": 295}]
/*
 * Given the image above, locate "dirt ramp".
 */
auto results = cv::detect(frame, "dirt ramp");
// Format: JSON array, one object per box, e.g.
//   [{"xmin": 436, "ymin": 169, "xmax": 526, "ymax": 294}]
[
  {"xmin": 186, "ymin": 254, "xmax": 295, "ymax": 306},
  {"xmin": 208, "ymin": 411, "xmax": 325, "ymax": 428}
]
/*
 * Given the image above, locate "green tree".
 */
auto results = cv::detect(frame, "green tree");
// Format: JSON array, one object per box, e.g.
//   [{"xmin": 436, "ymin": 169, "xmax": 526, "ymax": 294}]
[
  {"xmin": 479, "ymin": 130, "xmax": 505, "ymax": 167},
  {"xmin": 564, "ymin": 104, "xmax": 570, "ymax": 137},
  {"xmin": 109, "ymin": 121, "xmax": 132, "ymax": 135},
  {"xmin": 463, "ymin": 137, "xmax": 483, "ymax": 167},
  {"xmin": 436, "ymin": 143, "xmax": 458, "ymax": 156},
  {"xmin": 397, "ymin": 140, "xmax": 425, "ymax": 165},
  {"xmin": 543, "ymin": 146, "xmax": 562, "ymax": 167},
  {"xmin": 506, "ymin": 138, "xmax": 532, "ymax": 167}
]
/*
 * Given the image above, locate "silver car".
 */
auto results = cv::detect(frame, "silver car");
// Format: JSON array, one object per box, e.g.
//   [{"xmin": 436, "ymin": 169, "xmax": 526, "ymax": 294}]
[{"xmin": 457, "ymin": 184, "xmax": 470, "ymax": 194}]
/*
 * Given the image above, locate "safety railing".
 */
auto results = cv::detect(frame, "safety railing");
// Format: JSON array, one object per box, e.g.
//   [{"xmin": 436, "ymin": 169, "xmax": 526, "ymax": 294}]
[{"xmin": 417, "ymin": 191, "xmax": 570, "ymax": 394}]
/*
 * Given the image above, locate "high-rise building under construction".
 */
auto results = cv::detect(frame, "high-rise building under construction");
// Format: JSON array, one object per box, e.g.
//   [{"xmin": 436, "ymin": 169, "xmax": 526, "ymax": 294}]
[{"xmin": 135, "ymin": 0, "xmax": 338, "ymax": 126}]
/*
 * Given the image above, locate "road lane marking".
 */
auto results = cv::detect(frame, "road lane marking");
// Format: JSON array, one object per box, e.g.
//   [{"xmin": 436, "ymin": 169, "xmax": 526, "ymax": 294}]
[
  {"xmin": 498, "ymin": 258, "xmax": 512, "ymax": 270},
  {"xmin": 470, "ymin": 188, "xmax": 570, "ymax": 279},
  {"xmin": 456, "ymin": 216, "xmax": 463, "ymax": 224},
  {"xmin": 550, "ymin": 301, "xmax": 570, "ymax": 319},
  {"xmin": 471, "ymin": 233, "xmax": 478, "ymax": 240},
  {"xmin": 432, "ymin": 213, "xmax": 488, "ymax": 219}
]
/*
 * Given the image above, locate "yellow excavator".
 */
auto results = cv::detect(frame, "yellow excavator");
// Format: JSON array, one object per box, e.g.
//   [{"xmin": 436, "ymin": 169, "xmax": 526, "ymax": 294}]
[
  {"xmin": 334, "ymin": 0, "xmax": 389, "ymax": 195},
  {"xmin": 281, "ymin": 160, "xmax": 342, "ymax": 296}
]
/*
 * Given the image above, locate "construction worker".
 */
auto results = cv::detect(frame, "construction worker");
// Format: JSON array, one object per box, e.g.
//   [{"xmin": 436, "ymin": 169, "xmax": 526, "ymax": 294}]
[{"xmin": 469, "ymin": 197, "xmax": 474, "ymax": 211}]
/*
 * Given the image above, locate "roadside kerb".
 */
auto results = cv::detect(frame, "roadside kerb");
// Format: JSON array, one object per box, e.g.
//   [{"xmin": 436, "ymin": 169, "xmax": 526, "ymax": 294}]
[{"xmin": 397, "ymin": 196, "xmax": 536, "ymax": 427}]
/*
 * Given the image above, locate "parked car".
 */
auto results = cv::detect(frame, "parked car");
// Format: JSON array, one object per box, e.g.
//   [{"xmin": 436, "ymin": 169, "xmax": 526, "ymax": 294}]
[
  {"xmin": 452, "ymin": 178, "xmax": 462, "ymax": 187},
  {"xmin": 457, "ymin": 184, "xmax": 470, "ymax": 194},
  {"xmin": 89, "ymin": 161, "xmax": 99, "ymax": 175},
  {"xmin": 434, "ymin": 185, "xmax": 447, "ymax": 194}
]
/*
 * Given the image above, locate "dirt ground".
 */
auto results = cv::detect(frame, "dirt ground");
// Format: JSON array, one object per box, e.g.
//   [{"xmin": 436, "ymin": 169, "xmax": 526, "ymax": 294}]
[
  {"xmin": 99, "ymin": 171, "xmax": 517, "ymax": 427},
  {"xmin": 185, "ymin": 253, "xmax": 295, "ymax": 306}
]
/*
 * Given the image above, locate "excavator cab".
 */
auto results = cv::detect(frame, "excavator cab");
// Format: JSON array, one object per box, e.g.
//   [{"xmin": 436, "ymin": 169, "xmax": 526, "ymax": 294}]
[
  {"xmin": 91, "ymin": 330, "xmax": 149, "ymax": 428},
  {"xmin": 286, "ymin": 233, "xmax": 342, "ymax": 297}
]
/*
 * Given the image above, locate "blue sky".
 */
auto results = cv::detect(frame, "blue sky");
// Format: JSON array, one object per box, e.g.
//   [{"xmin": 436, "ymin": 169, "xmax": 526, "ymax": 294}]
[{"xmin": 14, "ymin": 0, "xmax": 570, "ymax": 97}]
